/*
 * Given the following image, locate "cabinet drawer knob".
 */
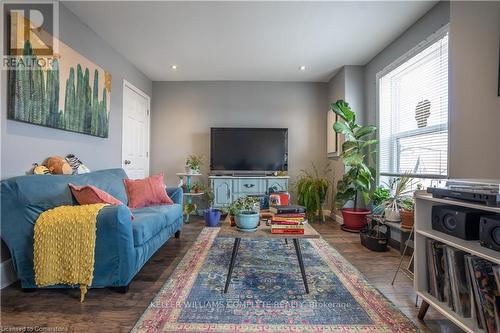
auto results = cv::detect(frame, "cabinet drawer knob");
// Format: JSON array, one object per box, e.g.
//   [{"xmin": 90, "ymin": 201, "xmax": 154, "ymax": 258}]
[{"xmin": 243, "ymin": 184, "xmax": 255, "ymax": 188}]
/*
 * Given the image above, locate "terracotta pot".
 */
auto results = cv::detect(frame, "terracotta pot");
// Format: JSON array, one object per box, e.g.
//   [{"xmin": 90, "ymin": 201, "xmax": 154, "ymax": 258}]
[
  {"xmin": 341, "ymin": 208, "xmax": 370, "ymax": 232},
  {"xmin": 400, "ymin": 210, "xmax": 414, "ymax": 229}
]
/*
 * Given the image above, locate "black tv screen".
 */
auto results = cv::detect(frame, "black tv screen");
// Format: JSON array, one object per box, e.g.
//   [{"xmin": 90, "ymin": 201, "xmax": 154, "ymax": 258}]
[{"xmin": 210, "ymin": 128, "xmax": 288, "ymax": 172}]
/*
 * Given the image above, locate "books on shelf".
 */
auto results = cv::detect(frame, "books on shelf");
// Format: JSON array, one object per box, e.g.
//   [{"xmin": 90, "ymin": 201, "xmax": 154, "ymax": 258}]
[
  {"xmin": 426, "ymin": 239, "xmax": 499, "ymax": 333},
  {"xmin": 270, "ymin": 205, "xmax": 306, "ymax": 234},
  {"xmin": 445, "ymin": 247, "xmax": 471, "ymax": 317}
]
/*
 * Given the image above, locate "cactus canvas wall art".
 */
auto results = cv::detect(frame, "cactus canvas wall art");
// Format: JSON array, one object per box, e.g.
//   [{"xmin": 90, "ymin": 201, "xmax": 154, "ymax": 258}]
[{"xmin": 7, "ymin": 23, "xmax": 111, "ymax": 138}]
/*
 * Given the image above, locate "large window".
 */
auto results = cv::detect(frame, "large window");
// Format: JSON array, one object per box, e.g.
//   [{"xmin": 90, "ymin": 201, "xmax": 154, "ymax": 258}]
[{"xmin": 378, "ymin": 29, "xmax": 449, "ymax": 181}]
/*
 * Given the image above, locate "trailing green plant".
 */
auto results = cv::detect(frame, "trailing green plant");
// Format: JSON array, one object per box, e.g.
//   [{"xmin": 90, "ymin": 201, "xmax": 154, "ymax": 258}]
[
  {"xmin": 185, "ymin": 154, "xmax": 203, "ymax": 172},
  {"xmin": 371, "ymin": 186, "xmax": 391, "ymax": 207},
  {"xmin": 183, "ymin": 203, "xmax": 197, "ymax": 215},
  {"xmin": 331, "ymin": 100, "xmax": 377, "ymax": 209},
  {"xmin": 400, "ymin": 197, "xmax": 415, "ymax": 212},
  {"xmin": 228, "ymin": 196, "xmax": 260, "ymax": 216},
  {"xmin": 296, "ymin": 163, "xmax": 331, "ymax": 221}
]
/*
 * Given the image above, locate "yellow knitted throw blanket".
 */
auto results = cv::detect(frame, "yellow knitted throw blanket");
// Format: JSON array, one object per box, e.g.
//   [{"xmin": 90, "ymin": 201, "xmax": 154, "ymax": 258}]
[{"xmin": 34, "ymin": 204, "xmax": 106, "ymax": 302}]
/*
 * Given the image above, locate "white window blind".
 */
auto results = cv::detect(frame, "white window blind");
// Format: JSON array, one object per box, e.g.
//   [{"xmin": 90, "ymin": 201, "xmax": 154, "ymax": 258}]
[{"xmin": 378, "ymin": 31, "xmax": 449, "ymax": 178}]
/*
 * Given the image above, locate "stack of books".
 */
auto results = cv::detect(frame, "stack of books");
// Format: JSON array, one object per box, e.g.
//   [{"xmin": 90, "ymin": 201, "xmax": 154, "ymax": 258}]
[
  {"xmin": 269, "ymin": 205, "xmax": 306, "ymax": 235},
  {"xmin": 426, "ymin": 239, "xmax": 500, "ymax": 333}
]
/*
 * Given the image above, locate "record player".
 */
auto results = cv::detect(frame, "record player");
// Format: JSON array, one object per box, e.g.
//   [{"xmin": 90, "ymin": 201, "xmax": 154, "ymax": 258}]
[{"xmin": 427, "ymin": 179, "xmax": 500, "ymax": 206}]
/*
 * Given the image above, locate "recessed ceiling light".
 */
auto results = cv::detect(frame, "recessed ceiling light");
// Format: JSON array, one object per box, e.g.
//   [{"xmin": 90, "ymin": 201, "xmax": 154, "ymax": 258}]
[
  {"xmin": 299, "ymin": 65, "xmax": 306, "ymax": 71},
  {"xmin": 171, "ymin": 65, "xmax": 177, "ymax": 70}
]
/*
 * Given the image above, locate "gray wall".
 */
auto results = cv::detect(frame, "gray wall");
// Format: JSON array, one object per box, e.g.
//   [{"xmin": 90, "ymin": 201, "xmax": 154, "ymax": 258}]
[
  {"xmin": 448, "ymin": 1, "xmax": 500, "ymax": 178},
  {"xmin": 150, "ymin": 81, "xmax": 328, "ymax": 189},
  {"xmin": 0, "ymin": 4, "xmax": 152, "ymax": 179}
]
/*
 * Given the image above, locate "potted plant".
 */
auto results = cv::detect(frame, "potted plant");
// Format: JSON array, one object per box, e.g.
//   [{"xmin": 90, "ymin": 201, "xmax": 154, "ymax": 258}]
[
  {"xmin": 381, "ymin": 173, "xmax": 414, "ymax": 222},
  {"xmin": 191, "ymin": 181, "xmax": 205, "ymax": 194},
  {"xmin": 183, "ymin": 203, "xmax": 197, "ymax": 216},
  {"xmin": 185, "ymin": 154, "xmax": 203, "ymax": 174},
  {"xmin": 331, "ymin": 100, "xmax": 378, "ymax": 232},
  {"xmin": 370, "ymin": 186, "xmax": 391, "ymax": 216},
  {"xmin": 360, "ymin": 215, "xmax": 390, "ymax": 252},
  {"xmin": 399, "ymin": 197, "xmax": 415, "ymax": 229},
  {"xmin": 296, "ymin": 163, "xmax": 331, "ymax": 222},
  {"xmin": 229, "ymin": 196, "xmax": 260, "ymax": 231},
  {"xmin": 203, "ymin": 189, "xmax": 221, "ymax": 227}
]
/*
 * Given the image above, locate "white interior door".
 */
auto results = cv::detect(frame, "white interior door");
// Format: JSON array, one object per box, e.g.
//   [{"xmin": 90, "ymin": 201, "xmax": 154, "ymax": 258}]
[{"xmin": 122, "ymin": 80, "xmax": 150, "ymax": 179}]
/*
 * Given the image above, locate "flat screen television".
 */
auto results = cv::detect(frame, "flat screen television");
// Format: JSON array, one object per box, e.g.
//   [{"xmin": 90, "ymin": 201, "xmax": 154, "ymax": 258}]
[{"xmin": 210, "ymin": 127, "xmax": 288, "ymax": 173}]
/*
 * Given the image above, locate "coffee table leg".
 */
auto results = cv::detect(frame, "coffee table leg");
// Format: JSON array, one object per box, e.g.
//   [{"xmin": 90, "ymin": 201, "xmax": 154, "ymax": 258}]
[
  {"xmin": 224, "ymin": 238, "xmax": 241, "ymax": 293},
  {"xmin": 293, "ymin": 238, "xmax": 309, "ymax": 294}
]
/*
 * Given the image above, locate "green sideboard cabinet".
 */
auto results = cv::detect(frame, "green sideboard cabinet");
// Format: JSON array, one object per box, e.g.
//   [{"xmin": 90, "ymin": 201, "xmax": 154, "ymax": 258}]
[{"xmin": 209, "ymin": 176, "xmax": 289, "ymax": 208}]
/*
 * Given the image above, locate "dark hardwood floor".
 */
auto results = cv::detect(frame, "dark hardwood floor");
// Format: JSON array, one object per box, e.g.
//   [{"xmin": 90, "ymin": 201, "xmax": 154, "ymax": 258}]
[{"xmin": 1, "ymin": 218, "xmax": 462, "ymax": 332}]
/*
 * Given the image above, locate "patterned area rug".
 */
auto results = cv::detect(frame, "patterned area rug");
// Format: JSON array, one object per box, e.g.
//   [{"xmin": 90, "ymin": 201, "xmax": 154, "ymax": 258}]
[{"xmin": 133, "ymin": 228, "xmax": 418, "ymax": 332}]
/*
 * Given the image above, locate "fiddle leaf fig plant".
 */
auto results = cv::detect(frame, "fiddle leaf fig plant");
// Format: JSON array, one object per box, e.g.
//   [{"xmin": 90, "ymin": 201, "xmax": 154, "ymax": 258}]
[{"xmin": 331, "ymin": 100, "xmax": 377, "ymax": 209}]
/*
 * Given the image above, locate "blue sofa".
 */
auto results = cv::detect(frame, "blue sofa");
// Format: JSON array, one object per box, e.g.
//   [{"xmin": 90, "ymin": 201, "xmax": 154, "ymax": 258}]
[{"xmin": 0, "ymin": 168, "xmax": 183, "ymax": 291}]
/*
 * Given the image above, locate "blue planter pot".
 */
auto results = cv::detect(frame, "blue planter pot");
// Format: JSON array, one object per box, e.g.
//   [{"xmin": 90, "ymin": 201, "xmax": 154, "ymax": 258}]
[
  {"xmin": 204, "ymin": 208, "xmax": 221, "ymax": 227},
  {"xmin": 235, "ymin": 211, "xmax": 259, "ymax": 231},
  {"xmin": 370, "ymin": 204, "xmax": 384, "ymax": 216}
]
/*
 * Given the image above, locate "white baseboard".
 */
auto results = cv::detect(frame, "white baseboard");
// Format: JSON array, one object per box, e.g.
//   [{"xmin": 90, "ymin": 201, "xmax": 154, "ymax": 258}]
[{"xmin": 1, "ymin": 259, "xmax": 18, "ymax": 288}]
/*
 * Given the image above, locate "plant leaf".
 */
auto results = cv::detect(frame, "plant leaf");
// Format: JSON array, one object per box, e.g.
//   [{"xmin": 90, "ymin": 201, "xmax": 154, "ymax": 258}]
[
  {"xmin": 333, "ymin": 121, "xmax": 352, "ymax": 136},
  {"xmin": 361, "ymin": 139, "xmax": 378, "ymax": 148},
  {"xmin": 331, "ymin": 100, "xmax": 355, "ymax": 123},
  {"xmin": 355, "ymin": 125, "xmax": 377, "ymax": 139}
]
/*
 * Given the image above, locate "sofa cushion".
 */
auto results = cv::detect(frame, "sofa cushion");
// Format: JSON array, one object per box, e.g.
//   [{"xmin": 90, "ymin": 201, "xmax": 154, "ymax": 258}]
[
  {"xmin": 69, "ymin": 183, "xmax": 124, "ymax": 206},
  {"xmin": 131, "ymin": 204, "xmax": 182, "ymax": 247},
  {"xmin": 123, "ymin": 173, "xmax": 173, "ymax": 209}
]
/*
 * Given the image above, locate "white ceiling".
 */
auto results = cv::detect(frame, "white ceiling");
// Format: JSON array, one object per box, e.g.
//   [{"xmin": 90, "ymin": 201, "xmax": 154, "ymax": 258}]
[{"xmin": 64, "ymin": 1, "xmax": 437, "ymax": 82}]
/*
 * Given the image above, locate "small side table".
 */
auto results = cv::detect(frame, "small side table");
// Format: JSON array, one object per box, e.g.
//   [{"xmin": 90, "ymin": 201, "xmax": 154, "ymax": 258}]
[{"xmin": 176, "ymin": 173, "xmax": 204, "ymax": 224}]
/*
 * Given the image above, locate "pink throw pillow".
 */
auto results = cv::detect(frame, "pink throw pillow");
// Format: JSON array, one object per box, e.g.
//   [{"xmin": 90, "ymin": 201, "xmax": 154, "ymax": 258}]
[
  {"xmin": 69, "ymin": 183, "xmax": 123, "ymax": 206},
  {"xmin": 123, "ymin": 173, "xmax": 173, "ymax": 209}
]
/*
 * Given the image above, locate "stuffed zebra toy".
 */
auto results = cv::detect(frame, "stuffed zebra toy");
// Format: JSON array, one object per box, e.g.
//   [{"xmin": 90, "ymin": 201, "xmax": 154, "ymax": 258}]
[{"xmin": 65, "ymin": 154, "xmax": 90, "ymax": 175}]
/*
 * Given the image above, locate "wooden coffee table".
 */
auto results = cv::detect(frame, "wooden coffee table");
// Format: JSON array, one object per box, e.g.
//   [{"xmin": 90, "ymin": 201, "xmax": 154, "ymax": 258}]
[{"xmin": 218, "ymin": 218, "xmax": 320, "ymax": 294}]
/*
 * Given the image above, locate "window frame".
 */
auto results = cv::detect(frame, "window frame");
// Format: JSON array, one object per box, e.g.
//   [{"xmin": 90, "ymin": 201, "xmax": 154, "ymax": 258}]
[{"xmin": 375, "ymin": 24, "xmax": 450, "ymax": 182}]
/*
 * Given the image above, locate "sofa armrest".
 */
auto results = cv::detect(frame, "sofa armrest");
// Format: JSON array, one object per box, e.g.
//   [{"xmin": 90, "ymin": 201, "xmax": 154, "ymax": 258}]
[
  {"xmin": 167, "ymin": 187, "xmax": 183, "ymax": 206},
  {"xmin": 94, "ymin": 204, "xmax": 135, "ymax": 286}
]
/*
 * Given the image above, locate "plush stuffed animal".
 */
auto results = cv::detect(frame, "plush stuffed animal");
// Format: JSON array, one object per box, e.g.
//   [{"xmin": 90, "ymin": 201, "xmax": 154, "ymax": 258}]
[
  {"xmin": 65, "ymin": 154, "xmax": 90, "ymax": 174},
  {"xmin": 45, "ymin": 156, "xmax": 73, "ymax": 175},
  {"xmin": 31, "ymin": 163, "xmax": 50, "ymax": 175}
]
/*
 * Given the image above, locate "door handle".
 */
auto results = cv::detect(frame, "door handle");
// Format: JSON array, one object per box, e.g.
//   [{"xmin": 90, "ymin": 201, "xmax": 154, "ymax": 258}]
[
  {"xmin": 227, "ymin": 188, "xmax": 230, "ymax": 199},
  {"xmin": 243, "ymin": 184, "xmax": 255, "ymax": 188},
  {"xmin": 124, "ymin": 160, "xmax": 131, "ymax": 165}
]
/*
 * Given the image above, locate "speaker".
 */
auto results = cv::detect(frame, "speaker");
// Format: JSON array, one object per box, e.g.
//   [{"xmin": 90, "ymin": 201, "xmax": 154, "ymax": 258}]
[
  {"xmin": 480, "ymin": 215, "xmax": 500, "ymax": 252},
  {"xmin": 431, "ymin": 205, "xmax": 492, "ymax": 240}
]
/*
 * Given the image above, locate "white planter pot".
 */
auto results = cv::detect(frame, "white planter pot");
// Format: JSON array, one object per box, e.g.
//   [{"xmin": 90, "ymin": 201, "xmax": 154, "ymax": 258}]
[
  {"xmin": 185, "ymin": 167, "xmax": 199, "ymax": 175},
  {"xmin": 384, "ymin": 207, "xmax": 401, "ymax": 222}
]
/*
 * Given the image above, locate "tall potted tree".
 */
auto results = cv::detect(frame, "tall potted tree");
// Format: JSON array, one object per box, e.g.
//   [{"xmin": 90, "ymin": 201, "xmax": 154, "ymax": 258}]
[{"xmin": 331, "ymin": 100, "xmax": 377, "ymax": 232}]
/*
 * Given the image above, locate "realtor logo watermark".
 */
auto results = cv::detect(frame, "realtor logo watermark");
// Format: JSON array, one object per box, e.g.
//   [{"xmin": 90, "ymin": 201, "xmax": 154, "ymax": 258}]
[{"xmin": 2, "ymin": 1, "xmax": 59, "ymax": 71}]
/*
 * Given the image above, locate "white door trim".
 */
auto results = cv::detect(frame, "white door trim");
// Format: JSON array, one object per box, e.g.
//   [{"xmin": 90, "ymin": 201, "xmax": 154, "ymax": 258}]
[{"xmin": 122, "ymin": 79, "xmax": 151, "ymax": 177}]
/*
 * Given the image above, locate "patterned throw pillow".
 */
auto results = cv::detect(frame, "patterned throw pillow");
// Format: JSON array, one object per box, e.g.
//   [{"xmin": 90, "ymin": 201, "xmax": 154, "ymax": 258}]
[
  {"xmin": 69, "ymin": 183, "xmax": 123, "ymax": 206},
  {"xmin": 123, "ymin": 173, "xmax": 173, "ymax": 209}
]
